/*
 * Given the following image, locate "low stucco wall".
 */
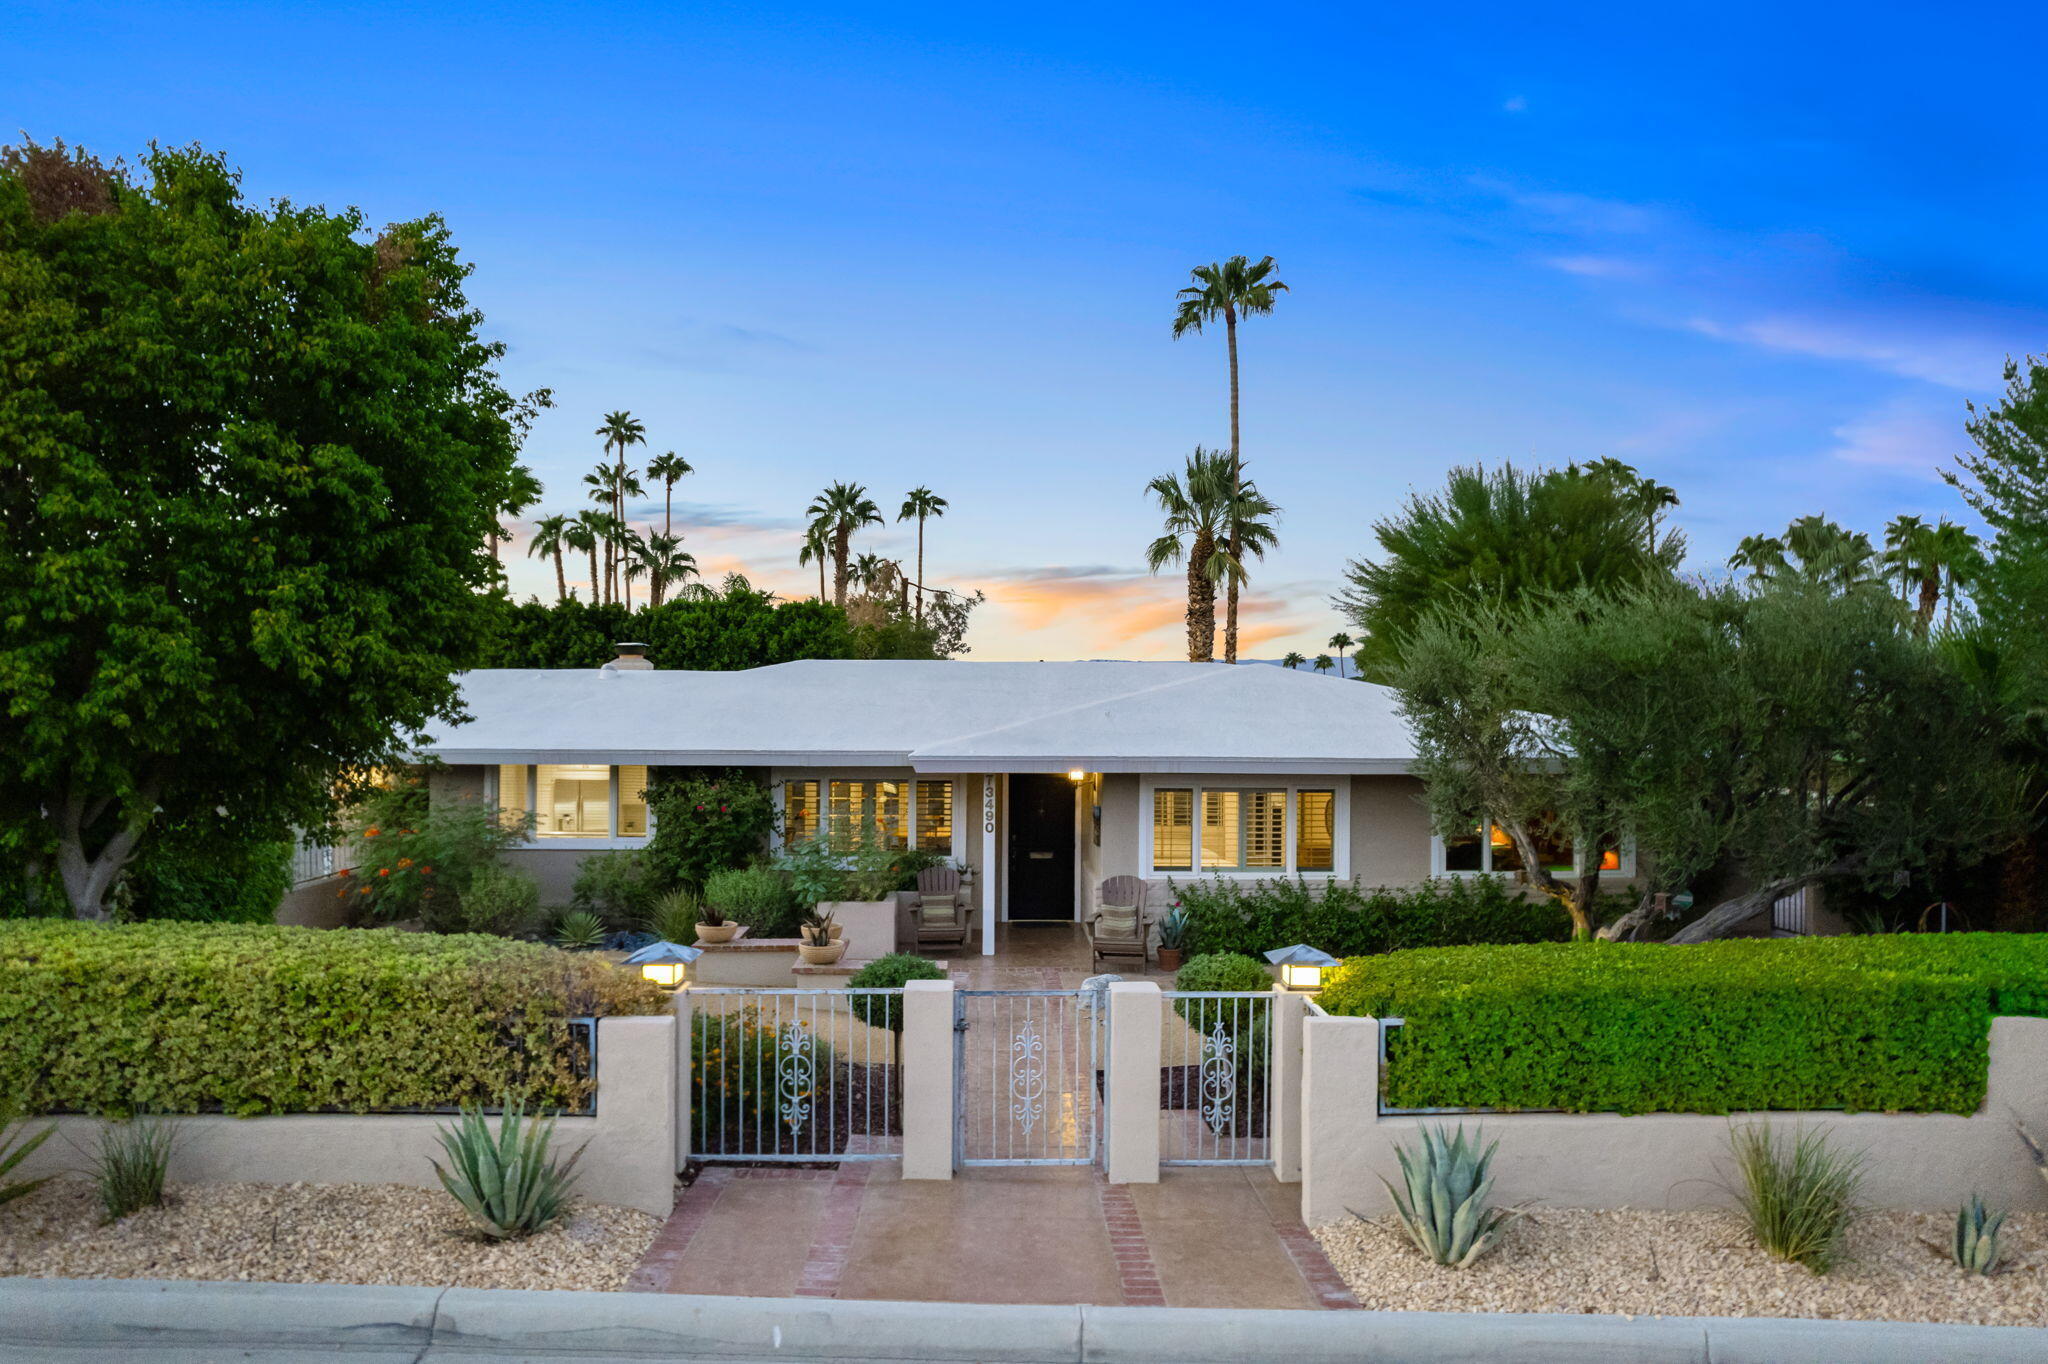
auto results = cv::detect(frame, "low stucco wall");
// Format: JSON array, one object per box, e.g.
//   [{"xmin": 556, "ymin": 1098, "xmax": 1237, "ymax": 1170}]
[
  {"xmin": 13, "ymin": 1016, "xmax": 679, "ymax": 1217},
  {"xmin": 1300, "ymin": 1014, "xmax": 2048, "ymax": 1226}
]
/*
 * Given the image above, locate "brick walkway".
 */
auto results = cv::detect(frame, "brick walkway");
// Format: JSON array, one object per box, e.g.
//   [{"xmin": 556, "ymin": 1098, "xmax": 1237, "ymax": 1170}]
[{"xmin": 630, "ymin": 1163, "xmax": 1358, "ymax": 1310}]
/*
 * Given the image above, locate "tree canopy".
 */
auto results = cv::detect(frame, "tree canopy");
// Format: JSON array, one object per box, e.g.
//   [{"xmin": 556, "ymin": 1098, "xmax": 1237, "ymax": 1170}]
[{"xmin": 0, "ymin": 140, "xmax": 536, "ymax": 917}]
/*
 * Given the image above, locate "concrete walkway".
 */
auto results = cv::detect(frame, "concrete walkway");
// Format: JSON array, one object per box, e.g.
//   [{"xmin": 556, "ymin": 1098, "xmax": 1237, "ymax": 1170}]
[{"xmin": 629, "ymin": 1164, "xmax": 1357, "ymax": 1310}]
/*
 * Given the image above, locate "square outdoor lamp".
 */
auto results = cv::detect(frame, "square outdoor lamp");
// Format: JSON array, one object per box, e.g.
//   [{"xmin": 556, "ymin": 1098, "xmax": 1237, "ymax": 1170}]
[
  {"xmin": 623, "ymin": 940, "xmax": 702, "ymax": 990},
  {"xmin": 1265, "ymin": 944, "xmax": 1338, "ymax": 993}
]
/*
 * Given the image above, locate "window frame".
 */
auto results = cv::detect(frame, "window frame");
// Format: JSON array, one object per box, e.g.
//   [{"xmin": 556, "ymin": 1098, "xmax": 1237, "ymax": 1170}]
[
  {"xmin": 774, "ymin": 775, "xmax": 958, "ymax": 859},
  {"xmin": 1429, "ymin": 819, "xmax": 1636, "ymax": 879},
  {"xmin": 489, "ymin": 764, "xmax": 657, "ymax": 850},
  {"xmin": 1138, "ymin": 777, "xmax": 1349, "ymax": 879}
]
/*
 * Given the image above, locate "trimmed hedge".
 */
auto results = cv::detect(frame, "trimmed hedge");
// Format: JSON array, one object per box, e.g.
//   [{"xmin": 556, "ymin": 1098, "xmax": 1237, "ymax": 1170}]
[
  {"xmin": 846, "ymin": 952, "xmax": 949, "ymax": 1033},
  {"xmin": 0, "ymin": 922, "xmax": 669, "ymax": 1117},
  {"xmin": 1173, "ymin": 875, "xmax": 1570, "ymax": 960},
  {"xmin": 1318, "ymin": 935, "xmax": 2048, "ymax": 1116}
]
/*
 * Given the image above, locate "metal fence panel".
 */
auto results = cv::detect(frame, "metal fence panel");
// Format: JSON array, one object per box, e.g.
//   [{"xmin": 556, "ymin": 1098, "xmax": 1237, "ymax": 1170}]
[
  {"xmin": 1159, "ymin": 991, "xmax": 1274, "ymax": 1165},
  {"xmin": 687, "ymin": 988, "xmax": 903, "ymax": 1162},
  {"xmin": 955, "ymin": 989, "xmax": 1103, "ymax": 1166}
]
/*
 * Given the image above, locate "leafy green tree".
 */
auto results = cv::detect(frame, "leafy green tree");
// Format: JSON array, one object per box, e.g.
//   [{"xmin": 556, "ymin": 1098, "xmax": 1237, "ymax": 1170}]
[
  {"xmin": 897, "ymin": 486, "xmax": 947, "ymax": 624},
  {"xmin": 479, "ymin": 587, "xmax": 857, "ymax": 671},
  {"xmin": 1172, "ymin": 254, "xmax": 1289, "ymax": 663},
  {"xmin": 0, "ymin": 140, "xmax": 536, "ymax": 918},
  {"xmin": 806, "ymin": 482, "xmax": 884, "ymax": 607},
  {"xmin": 1337, "ymin": 462, "xmax": 1685, "ymax": 679},
  {"xmin": 492, "ymin": 464, "xmax": 545, "ymax": 575},
  {"xmin": 642, "ymin": 771, "xmax": 779, "ymax": 894}
]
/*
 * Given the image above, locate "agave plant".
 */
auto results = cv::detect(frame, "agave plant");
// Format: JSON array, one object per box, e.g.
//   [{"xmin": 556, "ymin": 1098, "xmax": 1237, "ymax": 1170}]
[
  {"xmin": 1955, "ymin": 1195, "xmax": 2007, "ymax": 1276},
  {"xmin": 1156, "ymin": 906, "xmax": 1190, "ymax": 951},
  {"xmin": 431, "ymin": 1097, "xmax": 584, "ymax": 1240},
  {"xmin": 1378, "ymin": 1123, "xmax": 1523, "ymax": 1268},
  {"xmin": 0, "ymin": 1099, "xmax": 53, "ymax": 1210},
  {"xmin": 552, "ymin": 908, "xmax": 608, "ymax": 950}
]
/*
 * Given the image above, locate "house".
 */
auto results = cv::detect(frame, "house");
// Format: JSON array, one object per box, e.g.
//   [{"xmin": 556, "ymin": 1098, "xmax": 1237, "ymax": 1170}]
[{"xmin": 416, "ymin": 648, "xmax": 1635, "ymax": 953}]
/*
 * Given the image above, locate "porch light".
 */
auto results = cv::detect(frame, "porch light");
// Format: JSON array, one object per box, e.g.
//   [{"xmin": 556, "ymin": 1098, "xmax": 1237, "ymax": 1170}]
[
  {"xmin": 1266, "ymin": 944, "xmax": 1338, "ymax": 993},
  {"xmin": 1067, "ymin": 769, "xmax": 1086, "ymax": 782},
  {"xmin": 623, "ymin": 940, "xmax": 702, "ymax": 990}
]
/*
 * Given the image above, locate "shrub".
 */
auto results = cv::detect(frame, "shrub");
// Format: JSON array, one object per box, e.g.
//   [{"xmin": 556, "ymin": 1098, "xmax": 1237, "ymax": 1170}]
[
  {"xmin": 643, "ymin": 772, "xmax": 778, "ymax": 893},
  {"xmin": 776, "ymin": 837, "xmax": 847, "ymax": 907},
  {"xmin": 1173, "ymin": 952, "xmax": 1273, "ymax": 994},
  {"xmin": 95, "ymin": 1115, "xmax": 177, "ymax": 1220},
  {"xmin": 0, "ymin": 922, "xmax": 667, "ymax": 1116},
  {"xmin": 0, "ymin": 1099, "xmax": 52, "ymax": 1209},
  {"xmin": 1319, "ymin": 935, "xmax": 2048, "ymax": 1114},
  {"xmin": 1379, "ymin": 1124, "xmax": 1522, "ymax": 1268},
  {"xmin": 552, "ymin": 909, "xmax": 608, "ymax": 950},
  {"xmin": 847, "ymin": 953, "xmax": 948, "ymax": 1033},
  {"xmin": 119, "ymin": 816, "xmax": 292, "ymax": 925},
  {"xmin": 644, "ymin": 887, "xmax": 703, "ymax": 943},
  {"xmin": 458, "ymin": 865, "xmax": 541, "ymax": 937},
  {"xmin": 342, "ymin": 776, "xmax": 532, "ymax": 930},
  {"xmin": 569, "ymin": 852, "xmax": 656, "ymax": 926},
  {"xmin": 1728, "ymin": 1124, "xmax": 1864, "ymax": 1273},
  {"xmin": 689, "ymin": 1006, "xmax": 836, "ymax": 1150},
  {"xmin": 432, "ymin": 1098, "xmax": 584, "ymax": 1240},
  {"xmin": 702, "ymin": 866, "xmax": 798, "ymax": 936},
  {"xmin": 1172, "ymin": 875, "xmax": 1569, "ymax": 960}
]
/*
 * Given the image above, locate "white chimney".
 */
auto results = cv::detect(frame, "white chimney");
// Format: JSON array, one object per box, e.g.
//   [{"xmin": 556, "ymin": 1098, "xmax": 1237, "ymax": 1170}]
[{"xmin": 602, "ymin": 642, "xmax": 654, "ymax": 672}]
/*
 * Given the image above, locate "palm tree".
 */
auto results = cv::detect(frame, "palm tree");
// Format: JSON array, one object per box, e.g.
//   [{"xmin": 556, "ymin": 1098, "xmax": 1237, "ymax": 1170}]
[
  {"xmin": 645, "ymin": 452, "xmax": 693, "ymax": 539},
  {"xmin": 1281, "ymin": 652, "xmax": 1306, "ymax": 669},
  {"xmin": 797, "ymin": 523, "xmax": 830, "ymax": 601},
  {"xmin": 1885, "ymin": 515, "xmax": 1983, "ymax": 631},
  {"xmin": 565, "ymin": 512, "xmax": 606, "ymax": 603},
  {"xmin": 1728, "ymin": 533, "xmax": 1788, "ymax": 580},
  {"xmin": 1172, "ymin": 254, "xmax": 1289, "ymax": 664},
  {"xmin": 1327, "ymin": 631, "xmax": 1355, "ymax": 679},
  {"xmin": 850, "ymin": 551, "xmax": 887, "ymax": 595},
  {"xmin": 595, "ymin": 411, "xmax": 647, "ymax": 600},
  {"xmin": 897, "ymin": 486, "xmax": 948, "ymax": 624},
  {"xmin": 491, "ymin": 464, "xmax": 544, "ymax": 571},
  {"xmin": 1928, "ymin": 521, "xmax": 1984, "ymax": 628},
  {"xmin": 527, "ymin": 514, "xmax": 572, "ymax": 603},
  {"xmin": 1576, "ymin": 457, "xmax": 1680, "ymax": 554},
  {"xmin": 1312, "ymin": 654, "xmax": 1334, "ymax": 674},
  {"xmin": 805, "ymin": 482, "xmax": 884, "ymax": 607},
  {"xmin": 630, "ymin": 531, "xmax": 699, "ymax": 608},
  {"xmin": 1145, "ymin": 447, "xmax": 1237, "ymax": 662}
]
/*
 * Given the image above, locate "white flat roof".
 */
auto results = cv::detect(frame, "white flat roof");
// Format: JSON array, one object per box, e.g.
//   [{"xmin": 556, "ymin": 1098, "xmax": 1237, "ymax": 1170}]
[{"xmin": 419, "ymin": 660, "xmax": 1418, "ymax": 775}]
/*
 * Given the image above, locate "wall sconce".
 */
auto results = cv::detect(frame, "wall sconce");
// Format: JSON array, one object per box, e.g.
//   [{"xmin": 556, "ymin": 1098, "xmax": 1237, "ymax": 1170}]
[
  {"xmin": 1067, "ymin": 769, "xmax": 1086, "ymax": 782},
  {"xmin": 624, "ymin": 940, "xmax": 702, "ymax": 990},
  {"xmin": 1265, "ymin": 943, "xmax": 1338, "ymax": 992}
]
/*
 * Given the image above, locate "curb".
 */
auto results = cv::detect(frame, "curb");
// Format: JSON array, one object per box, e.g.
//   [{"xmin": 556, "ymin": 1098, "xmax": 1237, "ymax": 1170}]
[{"xmin": 3, "ymin": 1278, "xmax": 2045, "ymax": 1362}]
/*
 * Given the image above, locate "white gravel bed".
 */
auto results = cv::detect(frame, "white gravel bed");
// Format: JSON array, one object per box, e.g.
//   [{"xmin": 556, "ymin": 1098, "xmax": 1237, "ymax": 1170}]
[
  {"xmin": 0, "ymin": 1177, "xmax": 660, "ymax": 1292},
  {"xmin": 1315, "ymin": 1207, "xmax": 2048, "ymax": 1326}
]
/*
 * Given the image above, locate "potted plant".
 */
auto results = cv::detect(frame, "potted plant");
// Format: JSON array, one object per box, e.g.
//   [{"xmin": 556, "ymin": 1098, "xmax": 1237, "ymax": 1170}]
[
  {"xmin": 797, "ymin": 905, "xmax": 846, "ymax": 965},
  {"xmin": 694, "ymin": 902, "xmax": 741, "ymax": 945},
  {"xmin": 1156, "ymin": 904, "xmax": 1189, "ymax": 972}
]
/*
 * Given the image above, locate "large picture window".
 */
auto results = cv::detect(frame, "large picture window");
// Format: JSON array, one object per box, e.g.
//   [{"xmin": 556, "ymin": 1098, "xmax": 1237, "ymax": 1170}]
[
  {"xmin": 781, "ymin": 778, "xmax": 954, "ymax": 856},
  {"xmin": 1437, "ymin": 815, "xmax": 1629, "ymax": 877},
  {"xmin": 493, "ymin": 765, "xmax": 653, "ymax": 842},
  {"xmin": 1149, "ymin": 784, "xmax": 1341, "ymax": 876}
]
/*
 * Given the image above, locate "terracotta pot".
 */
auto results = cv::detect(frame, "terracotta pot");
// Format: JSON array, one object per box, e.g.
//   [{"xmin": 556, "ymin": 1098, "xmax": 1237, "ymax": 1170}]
[
  {"xmin": 1156, "ymin": 947, "xmax": 1184, "ymax": 973},
  {"xmin": 798, "ymin": 940, "xmax": 848, "ymax": 966},
  {"xmin": 694, "ymin": 922, "xmax": 741, "ymax": 945}
]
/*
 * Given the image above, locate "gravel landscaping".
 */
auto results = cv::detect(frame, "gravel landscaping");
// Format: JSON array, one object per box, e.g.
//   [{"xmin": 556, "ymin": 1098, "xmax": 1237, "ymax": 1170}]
[
  {"xmin": 1316, "ymin": 1207, "xmax": 2048, "ymax": 1326},
  {"xmin": 0, "ymin": 1178, "xmax": 660, "ymax": 1292}
]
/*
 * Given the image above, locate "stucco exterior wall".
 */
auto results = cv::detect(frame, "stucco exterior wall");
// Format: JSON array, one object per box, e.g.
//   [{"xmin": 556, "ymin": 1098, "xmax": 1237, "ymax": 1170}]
[
  {"xmin": 1348, "ymin": 775, "xmax": 1432, "ymax": 887},
  {"xmin": 1300, "ymin": 1014, "xmax": 2048, "ymax": 1226},
  {"xmin": 500, "ymin": 848, "xmax": 594, "ymax": 907},
  {"xmin": 14, "ymin": 1016, "xmax": 679, "ymax": 1216}
]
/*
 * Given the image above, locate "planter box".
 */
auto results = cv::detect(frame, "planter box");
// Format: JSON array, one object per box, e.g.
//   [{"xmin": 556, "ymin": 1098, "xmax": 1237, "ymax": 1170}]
[{"xmin": 816, "ymin": 900, "xmax": 896, "ymax": 964}]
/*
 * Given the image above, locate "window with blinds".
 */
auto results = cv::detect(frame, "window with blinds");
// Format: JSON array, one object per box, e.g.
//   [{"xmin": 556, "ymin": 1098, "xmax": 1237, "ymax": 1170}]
[
  {"xmin": 1152, "ymin": 786, "xmax": 1338, "ymax": 874},
  {"xmin": 536, "ymin": 764, "xmax": 611, "ymax": 837},
  {"xmin": 785, "ymin": 780, "xmax": 819, "ymax": 844},
  {"xmin": 824, "ymin": 780, "xmax": 910, "ymax": 851},
  {"xmin": 1152, "ymin": 789, "xmax": 1193, "ymax": 871},
  {"xmin": 1296, "ymin": 790, "xmax": 1335, "ymax": 872},
  {"xmin": 916, "ymin": 781, "xmax": 953, "ymax": 853},
  {"xmin": 617, "ymin": 765, "xmax": 650, "ymax": 837},
  {"xmin": 496, "ymin": 764, "xmax": 529, "ymax": 832},
  {"xmin": 786, "ymin": 778, "xmax": 950, "ymax": 852}
]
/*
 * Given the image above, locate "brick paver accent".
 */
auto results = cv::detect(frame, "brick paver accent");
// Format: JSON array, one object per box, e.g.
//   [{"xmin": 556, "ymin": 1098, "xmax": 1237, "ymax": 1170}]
[
  {"xmin": 1097, "ymin": 1182, "xmax": 1165, "ymax": 1307},
  {"xmin": 625, "ymin": 1167, "xmax": 731, "ymax": 1293},
  {"xmin": 1269, "ymin": 1213, "xmax": 1362, "ymax": 1310},
  {"xmin": 794, "ymin": 1160, "xmax": 875, "ymax": 1297}
]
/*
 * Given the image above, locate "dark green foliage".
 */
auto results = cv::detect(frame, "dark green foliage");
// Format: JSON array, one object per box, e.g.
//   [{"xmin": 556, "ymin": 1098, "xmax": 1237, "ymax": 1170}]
[
  {"xmin": 94, "ymin": 1115, "xmax": 176, "ymax": 1221},
  {"xmin": 118, "ymin": 816, "xmax": 291, "ymax": 925},
  {"xmin": 1172, "ymin": 952, "xmax": 1272, "ymax": 993},
  {"xmin": 432, "ymin": 1098, "xmax": 583, "ymax": 1240},
  {"xmin": 343, "ymin": 775, "xmax": 533, "ymax": 931},
  {"xmin": 479, "ymin": 593, "xmax": 855, "ymax": 670},
  {"xmin": 1171, "ymin": 876, "xmax": 1570, "ymax": 960},
  {"xmin": 569, "ymin": 851, "xmax": 656, "ymax": 925},
  {"xmin": 1319, "ymin": 936, "xmax": 2048, "ymax": 1115},
  {"xmin": 0, "ymin": 141, "xmax": 542, "ymax": 919},
  {"xmin": 847, "ymin": 953, "xmax": 948, "ymax": 1032},
  {"xmin": 701, "ymin": 866, "xmax": 798, "ymax": 937},
  {"xmin": 643, "ymin": 773, "xmax": 779, "ymax": 895},
  {"xmin": 0, "ymin": 922, "xmax": 667, "ymax": 1116},
  {"xmin": 456, "ymin": 865, "xmax": 541, "ymax": 936}
]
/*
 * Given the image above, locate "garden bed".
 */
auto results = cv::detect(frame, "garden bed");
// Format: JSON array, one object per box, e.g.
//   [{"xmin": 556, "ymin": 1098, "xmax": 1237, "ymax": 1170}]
[
  {"xmin": 0, "ymin": 1177, "xmax": 658, "ymax": 1292},
  {"xmin": 1315, "ymin": 1208, "xmax": 2048, "ymax": 1326}
]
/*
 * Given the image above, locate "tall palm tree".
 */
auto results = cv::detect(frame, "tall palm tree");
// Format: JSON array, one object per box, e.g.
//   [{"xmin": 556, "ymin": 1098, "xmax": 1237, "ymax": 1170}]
[
  {"xmin": 565, "ymin": 512, "xmax": 606, "ymax": 603},
  {"xmin": 1281, "ymin": 651, "xmax": 1307, "ymax": 669},
  {"xmin": 527, "ymin": 514, "xmax": 572, "ymax": 603},
  {"xmin": 1885, "ymin": 515, "xmax": 1983, "ymax": 631},
  {"xmin": 595, "ymin": 411, "xmax": 647, "ymax": 600},
  {"xmin": 797, "ymin": 523, "xmax": 830, "ymax": 601},
  {"xmin": 1145, "ymin": 447, "xmax": 1238, "ymax": 662},
  {"xmin": 491, "ymin": 464, "xmax": 545, "ymax": 571},
  {"xmin": 1928, "ymin": 521, "xmax": 1984, "ymax": 628},
  {"xmin": 1312, "ymin": 654, "xmax": 1334, "ymax": 675},
  {"xmin": 805, "ymin": 482, "xmax": 884, "ymax": 607},
  {"xmin": 645, "ymin": 451, "xmax": 693, "ymax": 539},
  {"xmin": 643, "ymin": 532, "xmax": 700, "ymax": 608},
  {"xmin": 850, "ymin": 551, "xmax": 887, "ymax": 595},
  {"xmin": 1327, "ymin": 631, "xmax": 1355, "ymax": 679},
  {"xmin": 897, "ymin": 486, "xmax": 948, "ymax": 624},
  {"xmin": 1172, "ymin": 254, "xmax": 1289, "ymax": 664},
  {"xmin": 1728, "ymin": 533, "xmax": 1788, "ymax": 580}
]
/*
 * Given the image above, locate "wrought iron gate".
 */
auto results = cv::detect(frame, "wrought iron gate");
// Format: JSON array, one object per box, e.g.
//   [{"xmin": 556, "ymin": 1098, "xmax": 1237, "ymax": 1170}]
[
  {"xmin": 954, "ymin": 988, "xmax": 1105, "ymax": 1166},
  {"xmin": 1158, "ymin": 990, "xmax": 1273, "ymax": 1165},
  {"xmin": 688, "ymin": 988, "xmax": 904, "ymax": 1163}
]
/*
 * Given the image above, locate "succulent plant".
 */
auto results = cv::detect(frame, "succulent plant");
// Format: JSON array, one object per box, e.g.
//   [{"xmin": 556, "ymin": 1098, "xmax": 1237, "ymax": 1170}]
[
  {"xmin": 551, "ymin": 909, "xmax": 608, "ymax": 950},
  {"xmin": 1378, "ymin": 1122, "xmax": 1524, "ymax": 1268},
  {"xmin": 432, "ymin": 1097, "xmax": 583, "ymax": 1240},
  {"xmin": 1156, "ymin": 906, "xmax": 1190, "ymax": 951},
  {"xmin": 1955, "ymin": 1194, "xmax": 2007, "ymax": 1276}
]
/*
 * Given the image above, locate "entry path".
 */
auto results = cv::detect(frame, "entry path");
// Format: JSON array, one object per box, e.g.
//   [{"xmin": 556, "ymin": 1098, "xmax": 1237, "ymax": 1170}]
[{"xmin": 630, "ymin": 1164, "xmax": 1358, "ymax": 1310}]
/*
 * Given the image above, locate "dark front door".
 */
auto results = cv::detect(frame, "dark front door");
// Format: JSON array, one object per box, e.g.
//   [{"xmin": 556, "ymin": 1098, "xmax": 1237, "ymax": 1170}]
[{"xmin": 1006, "ymin": 774, "xmax": 1076, "ymax": 921}]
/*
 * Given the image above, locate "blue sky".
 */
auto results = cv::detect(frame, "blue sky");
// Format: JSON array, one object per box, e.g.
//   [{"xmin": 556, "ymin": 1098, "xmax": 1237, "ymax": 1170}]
[{"xmin": 8, "ymin": 2, "xmax": 2044, "ymax": 658}]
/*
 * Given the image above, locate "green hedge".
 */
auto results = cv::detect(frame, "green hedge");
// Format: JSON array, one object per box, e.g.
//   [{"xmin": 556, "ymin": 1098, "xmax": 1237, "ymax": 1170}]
[
  {"xmin": 1318, "ymin": 935, "xmax": 2048, "ymax": 1116},
  {"xmin": 0, "ymin": 922, "xmax": 669, "ymax": 1116},
  {"xmin": 1173, "ymin": 875, "xmax": 1570, "ymax": 960}
]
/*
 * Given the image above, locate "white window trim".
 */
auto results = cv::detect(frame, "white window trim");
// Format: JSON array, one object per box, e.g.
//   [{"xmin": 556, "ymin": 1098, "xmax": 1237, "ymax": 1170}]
[
  {"xmin": 1428, "ymin": 824, "xmax": 1636, "ymax": 879},
  {"xmin": 489, "ymin": 765, "xmax": 656, "ymax": 850},
  {"xmin": 1136, "ymin": 776, "xmax": 1350, "ymax": 880},
  {"xmin": 771, "ymin": 776, "xmax": 959, "ymax": 860}
]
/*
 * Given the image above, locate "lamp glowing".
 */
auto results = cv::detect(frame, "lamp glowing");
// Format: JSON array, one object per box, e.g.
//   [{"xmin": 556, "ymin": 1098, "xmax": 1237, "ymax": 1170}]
[
  {"xmin": 623, "ymin": 940, "xmax": 702, "ymax": 990},
  {"xmin": 1066, "ymin": 769, "xmax": 1086, "ymax": 782},
  {"xmin": 1265, "ymin": 944, "xmax": 1338, "ymax": 992}
]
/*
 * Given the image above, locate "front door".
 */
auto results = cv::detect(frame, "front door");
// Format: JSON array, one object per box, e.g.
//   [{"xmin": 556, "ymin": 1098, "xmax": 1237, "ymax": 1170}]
[{"xmin": 1005, "ymin": 774, "xmax": 1076, "ymax": 920}]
